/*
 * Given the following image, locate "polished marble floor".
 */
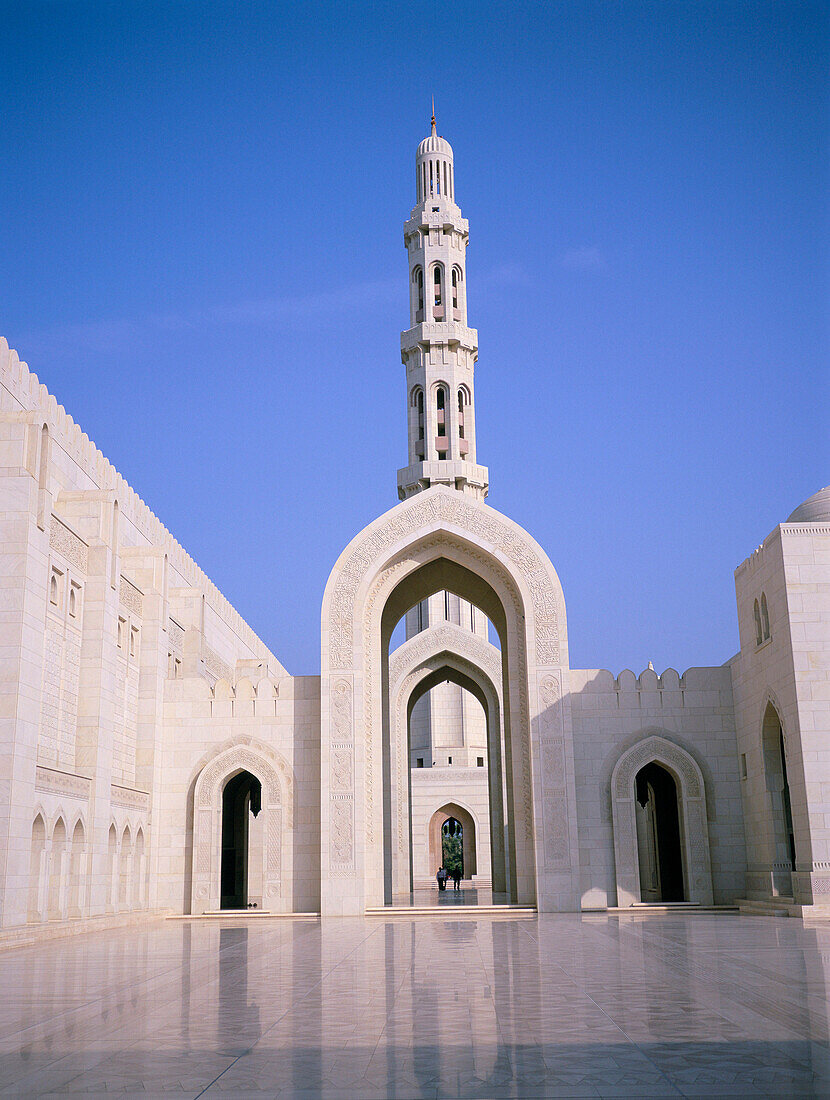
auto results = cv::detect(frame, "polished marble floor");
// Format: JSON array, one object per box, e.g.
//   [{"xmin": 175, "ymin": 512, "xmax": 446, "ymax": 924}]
[{"xmin": 1, "ymin": 912, "xmax": 830, "ymax": 1097}]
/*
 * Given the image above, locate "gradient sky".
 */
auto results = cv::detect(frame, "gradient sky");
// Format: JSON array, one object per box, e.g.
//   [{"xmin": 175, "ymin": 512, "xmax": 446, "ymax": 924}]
[{"xmin": 3, "ymin": 1, "xmax": 827, "ymax": 675}]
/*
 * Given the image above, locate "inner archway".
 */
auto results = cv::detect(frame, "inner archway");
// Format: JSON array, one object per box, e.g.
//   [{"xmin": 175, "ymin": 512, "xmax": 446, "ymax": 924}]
[
  {"xmin": 380, "ymin": 558, "xmax": 524, "ymax": 907},
  {"xmin": 220, "ymin": 771, "xmax": 263, "ymax": 910},
  {"xmin": 397, "ymin": 657, "xmax": 506, "ymax": 902},
  {"xmin": 635, "ymin": 762, "xmax": 684, "ymax": 902},
  {"xmin": 429, "ymin": 803, "xmax": 477, "ymax": 882}
]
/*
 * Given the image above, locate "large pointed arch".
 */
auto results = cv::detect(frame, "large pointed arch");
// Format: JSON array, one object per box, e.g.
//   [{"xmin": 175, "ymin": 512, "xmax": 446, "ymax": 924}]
[{"xmin": 320, "ymin": 485, "xmax": 577, "ymax": 914}]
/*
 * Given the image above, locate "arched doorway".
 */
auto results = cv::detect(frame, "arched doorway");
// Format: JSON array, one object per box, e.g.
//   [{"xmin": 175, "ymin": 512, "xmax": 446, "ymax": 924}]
[
  {"xmin": 429, "ymin": 803, "xmax": 477, "ymax": 881},
  {"xmin": 762, "ymin": 702, "xmax": 796, "ymax": 895},
  {"xmin": 634, "ymin": 762, "xmax": 684, "ymax": 902},
  {"xmin": 191, "ymin": 739, "xmax": 292, "ymax": 915},
  {"xmin": 611, "ymin": 734, "xmax": 713, "ymax": 907},
  {"xmin": 220, "ymin": 770, "xmax": 262, "ymax": 910},
  {"xmin": 320, "ymin": 486, "xmax": 578, "ymax": 915}
]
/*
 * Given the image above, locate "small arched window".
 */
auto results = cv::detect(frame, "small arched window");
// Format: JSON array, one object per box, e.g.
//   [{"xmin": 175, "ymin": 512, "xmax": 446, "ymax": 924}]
[
  {"xmin": 457, "ymin": 389, "xmax": 465, "ymax": 439},
  {"xmin": 49, "ymin": 573, "xmax": 58, "ymax": 605},
  {"xmin": 760, "ymin": 593, "xmax": 770, "ymax": 640},
  {"xmin": 417, "ymin": 390, "xmax": 424, "ymax": 440},
  {"xmin": 436, "ymin": 387, "xmax": 448, "ymax": 459},
  {"xmin": 753, "ymin": 600, "xmax": 763, "ymax": 646},
  {"xmin": 68, "ymin": 586, "xmax": 77, "ymax": 618},
  {"xmin": 433, "ymin": 265, "xmax": 443, "ymax": 307},
  {"xmin": 413, "ymin": 267, "xmax": 424, "ymax": 319},
  {"xmin": 452, "ymin": 269, "xmax": 459, "ymax": 310}
]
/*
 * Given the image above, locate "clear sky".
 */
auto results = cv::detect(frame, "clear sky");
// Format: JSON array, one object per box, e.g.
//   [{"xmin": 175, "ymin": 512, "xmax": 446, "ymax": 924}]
[{"xmin": 3, "ymin": 1, "xmax": 827, "ymax": 675}]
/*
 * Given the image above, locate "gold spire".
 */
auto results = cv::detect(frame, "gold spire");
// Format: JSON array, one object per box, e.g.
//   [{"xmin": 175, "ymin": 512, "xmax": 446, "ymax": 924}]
[{"xmin": 431, "ymin": 96, "xmax": 436, "ymax": 135}]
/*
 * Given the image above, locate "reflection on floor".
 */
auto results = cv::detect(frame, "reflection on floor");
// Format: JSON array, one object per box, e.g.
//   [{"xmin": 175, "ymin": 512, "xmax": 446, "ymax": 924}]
[
  {"xmin": 1, "ymin": 912, "xmax": 830, "ymax": 1097},
  {"xmin": 389, "ymin": 886, "xmax": 512, "ymax": 908}
]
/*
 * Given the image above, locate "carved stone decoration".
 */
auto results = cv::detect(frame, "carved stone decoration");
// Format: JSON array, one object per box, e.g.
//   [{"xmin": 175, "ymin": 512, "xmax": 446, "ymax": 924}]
[
  {"xmin": 203, "ymin": 647, "xmax": 233, "ymax": 684},
  {"xmin": 196, "ymin": 809, "xmax": 212, "ymax": 874},
  {"xmin": 389, "ymin": 622, "xmax": 501, "ymax": 689},
  {"xmin": 328, "ymin": 488, "xmax": 563, "ymax": 670},
  {"xmin": 267, "ymin": 808, "xmax": 281, "ymax": 877},
  {"xmin": 190, "ymin": 738, "xmax": 293, "ymax": 914},
  {"xmin": 110, "ymin": 783, "xmax": 150, "ymax": 811},
  {"xmin": 328, "ymin": 678, "xmax": 354, "ymax": 871},
  {"xmin": 331, "ymin": 679, "xmax": 353, "ymax": 742},
  {"xmin": 544, "ymin": 794, "xmax": 569, "ymax": 865},
  {"xmin": 168, "ymin": 619, "xmax": 184, "ymax": 652},
  {"xmin": 330, "ymin": 798, "xmax": 354, "ymax": 865},
  {"xmin": 49, "ymin": 517, "xmax": 89, "ymax": 573},
  {"xmin": 35, "ymin": 766, "xmax": 91, "ymax": 801},
  {"xmin": 330, "ymin": 749, "xmax": 353, "ymax": 793},
  {"xmin": 610, "ymin": 734, "xmax": 713, "ymax": 907},
  {"xmin": 119, "ymin": 577, "xmax": 143, "ymax": 617}
]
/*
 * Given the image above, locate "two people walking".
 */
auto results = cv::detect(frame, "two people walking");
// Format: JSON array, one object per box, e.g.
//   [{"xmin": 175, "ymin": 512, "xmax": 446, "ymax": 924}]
[{"xmin": 436, "ymin": 866, "xmax": 462, "ymax": 892}]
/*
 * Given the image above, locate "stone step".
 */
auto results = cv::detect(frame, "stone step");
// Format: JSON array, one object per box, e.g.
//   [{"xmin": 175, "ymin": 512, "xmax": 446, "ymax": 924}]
[
  {"xmin": 366, "ymin": 905, "xmax": 536, "ymax": 918},
  {"xmin": 736, "ymin": 898, "xmax": 794, "ymax": 918},
  {"xmin": 602, "ymin": 904, "xmax": 740, "ymax": 916}
]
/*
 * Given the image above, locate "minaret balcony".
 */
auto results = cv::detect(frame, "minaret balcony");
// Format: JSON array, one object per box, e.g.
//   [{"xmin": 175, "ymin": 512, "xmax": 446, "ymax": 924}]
[
  {"xmin": 405, "ymin": 209, "xmax": 468, "ymax": 237},
  {"xmin": 401, "ymin": 322, "xmax": 478, "ymax": 354}
]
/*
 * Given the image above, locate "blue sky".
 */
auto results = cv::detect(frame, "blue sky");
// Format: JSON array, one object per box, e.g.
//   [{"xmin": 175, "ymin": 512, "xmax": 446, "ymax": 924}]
[{"xmin": 3, "ymin": 1, "xmax": 827, "ymax": 675}]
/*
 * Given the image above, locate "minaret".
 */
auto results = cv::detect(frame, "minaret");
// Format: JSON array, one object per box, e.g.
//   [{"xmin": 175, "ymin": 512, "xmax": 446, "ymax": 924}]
[{"xmin": 397, "ymin": 112, "xmax": 489, "ymax": 501}]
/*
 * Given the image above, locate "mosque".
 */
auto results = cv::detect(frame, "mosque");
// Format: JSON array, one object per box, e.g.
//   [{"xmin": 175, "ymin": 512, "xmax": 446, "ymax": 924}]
[{"xmin": 0, "ymin": 116, "xmax": 828, "ymax": 935}]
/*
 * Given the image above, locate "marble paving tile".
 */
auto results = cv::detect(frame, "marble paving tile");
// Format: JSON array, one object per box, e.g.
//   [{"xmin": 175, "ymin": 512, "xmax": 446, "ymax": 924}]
[{"xmin": 1, "ymin": 913, "xmax": 830, "ymax": 1097}]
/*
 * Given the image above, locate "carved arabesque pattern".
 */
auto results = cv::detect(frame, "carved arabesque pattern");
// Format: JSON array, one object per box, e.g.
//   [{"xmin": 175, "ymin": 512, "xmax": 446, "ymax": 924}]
[
  {"xmin": 328, "ymin": 489, "xmax": 561, "ymax": 670},
  {"xmin": 389, "ymin": 623, "xmax": 501, "ymax": 691}
]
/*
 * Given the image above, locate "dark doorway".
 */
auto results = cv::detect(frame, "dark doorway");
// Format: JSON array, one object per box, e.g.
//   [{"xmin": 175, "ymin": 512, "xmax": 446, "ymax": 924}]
[
  {"xmin": 635, "ymin": 762, "xmax": 684, "ymax": 902},
  {"xmin": 220, "ymin": 771, "xmax": 262, "ymax": 910},
  {"xmin": 441, "ymin": 817, "xmax": 463, "ymax": 879},
  {"xmin": 779, "ymin": 731, "xmax": 796, "ymax": 865}
]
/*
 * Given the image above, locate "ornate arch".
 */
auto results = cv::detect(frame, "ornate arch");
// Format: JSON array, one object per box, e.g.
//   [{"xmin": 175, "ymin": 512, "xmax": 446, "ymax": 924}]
[
  {"xmin": 191, "ymin": 738, "xmax": 293, "ymax": 914},
  {"xmin": 611, "ymin": 734, "xmax": 713, "ymax": 907},
  {"xmin": 320, "ymin": 484, "xmax": 577, "ymax": 914}
]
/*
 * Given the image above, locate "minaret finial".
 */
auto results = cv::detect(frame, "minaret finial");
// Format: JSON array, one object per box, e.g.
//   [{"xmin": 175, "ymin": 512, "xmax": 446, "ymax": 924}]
[{"xmin": 431, "ymin": 96, "xmax": 436, "ymax": 135}]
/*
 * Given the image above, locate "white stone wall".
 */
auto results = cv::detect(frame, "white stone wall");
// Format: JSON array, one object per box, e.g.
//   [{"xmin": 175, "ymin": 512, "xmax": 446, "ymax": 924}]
[
  {"xmin": 158, "ymin": 674, "xmax": 321, "ymax": 915},
  {"xmin": 569, "ymin": 665, "xmax": 745, "ymax": 908},
  {"xmin": 0, "ymin": 340, "xmax": 289, "ymax": 929},
  {"xmin": 732, "ymin": 521, "xmax": 830, "ymax": 905}
]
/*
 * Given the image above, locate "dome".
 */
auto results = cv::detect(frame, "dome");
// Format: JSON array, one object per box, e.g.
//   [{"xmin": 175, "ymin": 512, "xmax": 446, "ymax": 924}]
[
  {"xmin": 417, "ymin": 131, "xmax": 453, "ymax": 158},
  {"xmin": 786, "ymin": 486, "xmax": 830, "ymax": 523}
]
